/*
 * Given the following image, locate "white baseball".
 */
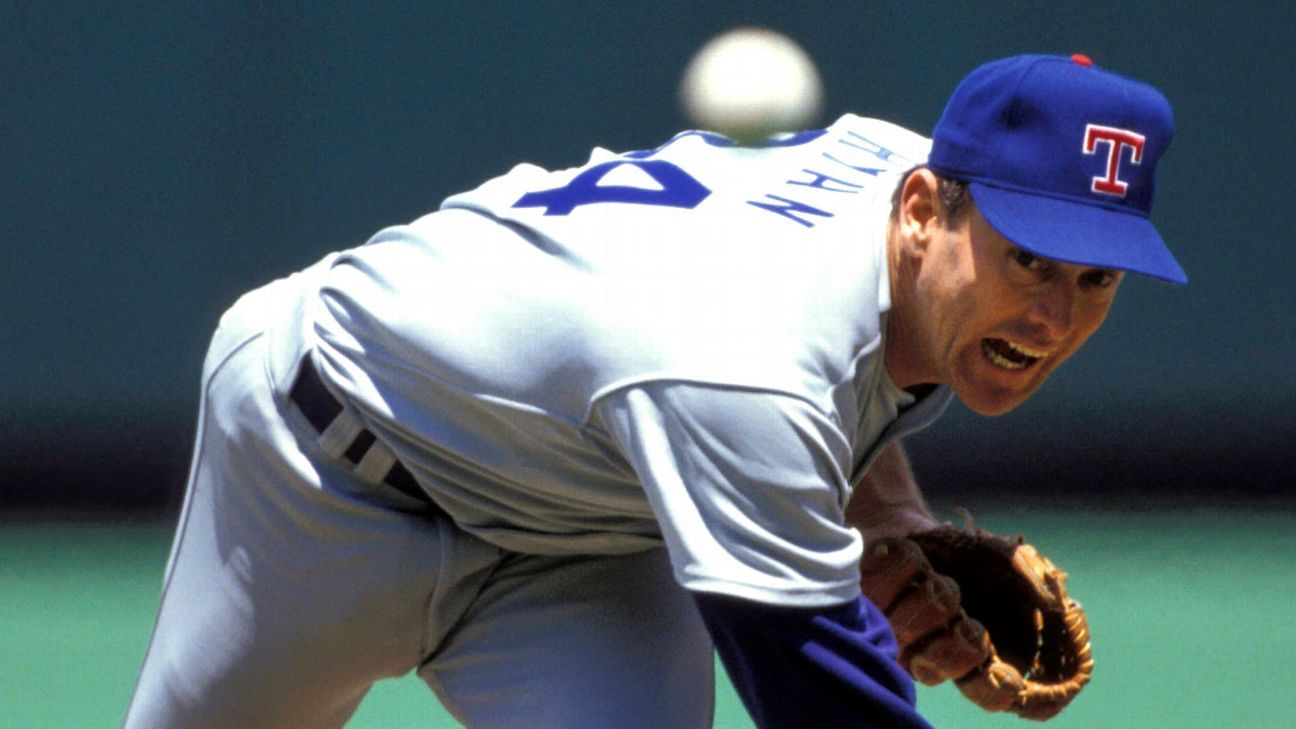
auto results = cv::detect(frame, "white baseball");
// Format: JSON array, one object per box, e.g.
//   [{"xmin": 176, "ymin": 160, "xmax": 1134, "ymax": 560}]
[{"xmin": 679, "ymin": 27, "xmax": 824, "ymax": 143}]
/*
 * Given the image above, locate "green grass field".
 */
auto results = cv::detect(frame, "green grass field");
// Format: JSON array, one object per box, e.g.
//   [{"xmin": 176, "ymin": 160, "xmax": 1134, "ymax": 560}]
[{"xmin": 2, "ymin": 507, "xmax": 1292, "ymax": 728}]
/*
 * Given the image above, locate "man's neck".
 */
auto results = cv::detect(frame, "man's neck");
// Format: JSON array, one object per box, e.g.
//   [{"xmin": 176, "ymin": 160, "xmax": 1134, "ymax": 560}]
[{"xmin": 882, "ymin": 218, "xmax": 936, "ymax": 391}]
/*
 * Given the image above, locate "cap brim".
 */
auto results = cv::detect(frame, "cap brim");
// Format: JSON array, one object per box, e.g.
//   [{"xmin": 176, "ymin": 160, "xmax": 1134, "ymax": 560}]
[{"xmin": 970, "ymin": 182, "xmax": 1187, "ymax": 284}]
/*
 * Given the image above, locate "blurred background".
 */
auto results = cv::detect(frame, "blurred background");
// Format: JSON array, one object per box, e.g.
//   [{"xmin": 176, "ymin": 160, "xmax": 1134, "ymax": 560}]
[{"xmin": 2, "ymin": 2, "xmax": 1292, "ymax": 727}]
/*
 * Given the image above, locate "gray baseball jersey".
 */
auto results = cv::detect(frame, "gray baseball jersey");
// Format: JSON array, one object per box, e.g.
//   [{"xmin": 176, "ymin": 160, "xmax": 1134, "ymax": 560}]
[{"xmin": 303, "ymin": 114, "xmax": 952, "ymax": 607}]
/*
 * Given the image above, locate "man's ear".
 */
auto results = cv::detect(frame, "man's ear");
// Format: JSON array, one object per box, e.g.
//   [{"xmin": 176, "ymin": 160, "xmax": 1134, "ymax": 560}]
[{"xmin": 898, "ymin": 168, "xmax": 942, "ymax": 255}]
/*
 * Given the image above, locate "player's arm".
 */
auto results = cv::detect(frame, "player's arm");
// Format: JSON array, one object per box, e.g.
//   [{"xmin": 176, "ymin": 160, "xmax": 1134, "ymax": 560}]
[
  {"xmin": 693, "ymin": 441, "xmax": 942, "ymax": 729},
  {"xmin": 691, "ymin": 591, "xmax": 935, "ymax": 729},
  {"xmin": 595, "ymin": 383, "xmax": 934, "ymax": 728},
  {"xmin": 846, "ymin": 441, "xmax": 940, "ymax": 542}
]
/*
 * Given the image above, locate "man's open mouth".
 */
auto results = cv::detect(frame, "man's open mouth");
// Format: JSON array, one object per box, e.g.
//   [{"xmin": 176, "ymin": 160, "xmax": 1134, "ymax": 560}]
[{"xmin": 981, "ymin": 338, "xmax": 1048, "ymax": 371}]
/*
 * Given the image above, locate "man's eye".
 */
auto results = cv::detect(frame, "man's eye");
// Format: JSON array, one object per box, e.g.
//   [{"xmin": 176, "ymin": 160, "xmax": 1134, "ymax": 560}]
[
  {"xmin": 1083, "ymin": 269, "xmax": 1118, "ymax": 288},
  {"xmin": 1010, "ymin": 248, "xmax": 1042, "ymax": 270}
]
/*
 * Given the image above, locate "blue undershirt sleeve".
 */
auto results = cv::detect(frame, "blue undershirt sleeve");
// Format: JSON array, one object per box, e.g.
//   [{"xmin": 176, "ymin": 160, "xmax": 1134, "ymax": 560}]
[{"xmin": 692, "ymin": 591, "xmax": 937, "ymax": 729}]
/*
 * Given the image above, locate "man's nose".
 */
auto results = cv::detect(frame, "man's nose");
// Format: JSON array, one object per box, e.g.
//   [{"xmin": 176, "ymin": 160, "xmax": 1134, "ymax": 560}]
[{"xmin": 1030, "ymin": 279, "xmax": 1077, "ymax": 340}]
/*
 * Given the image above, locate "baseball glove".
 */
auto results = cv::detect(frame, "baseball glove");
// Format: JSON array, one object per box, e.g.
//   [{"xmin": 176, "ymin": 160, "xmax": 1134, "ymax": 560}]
[{"xmin": 860, "ymin": 524, "xmax": 1093, "ymax": 721}]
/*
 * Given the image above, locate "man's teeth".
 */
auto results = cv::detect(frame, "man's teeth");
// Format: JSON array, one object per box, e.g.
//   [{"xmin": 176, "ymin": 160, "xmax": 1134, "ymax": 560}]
[
  {"xmin": 981, "ymin": 339, "xmax": 1048, "ymax": 370},
  {"xmin": 1007, "ymin": 341, "xmax": 1049, "ymax": 359},
  {"xmin": 983, "ymin": 344, "xmax": 1026, "ymax": 369}
]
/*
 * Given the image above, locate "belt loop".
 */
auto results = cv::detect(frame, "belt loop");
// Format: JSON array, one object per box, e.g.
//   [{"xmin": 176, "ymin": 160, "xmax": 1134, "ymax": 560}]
[
  {"xmin": 354, "ymin": 439, "xmax": 398, "ymax": 484},
  {"xmin": 316, "ymin": 408, "xmax": 366, "ymax": 462}
]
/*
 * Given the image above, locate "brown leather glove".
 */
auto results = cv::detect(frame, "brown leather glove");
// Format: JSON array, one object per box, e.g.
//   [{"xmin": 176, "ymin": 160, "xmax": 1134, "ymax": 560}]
[{"xmin": 860, "ymin": 525, "xmax": 1093, "ymax": 721}]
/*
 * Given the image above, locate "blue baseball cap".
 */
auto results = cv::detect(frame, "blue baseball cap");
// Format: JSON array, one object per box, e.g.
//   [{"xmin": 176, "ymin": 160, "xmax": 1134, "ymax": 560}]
[{"xmin": 928, "ymin": 54, "xmax": 1186, "ymax": 284}]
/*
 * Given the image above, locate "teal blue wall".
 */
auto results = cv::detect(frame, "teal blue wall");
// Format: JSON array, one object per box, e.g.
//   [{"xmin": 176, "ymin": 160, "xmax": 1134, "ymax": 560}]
[{"xmin": 4, "ymin": 2, "xmax": 1293, "ymax": 508}]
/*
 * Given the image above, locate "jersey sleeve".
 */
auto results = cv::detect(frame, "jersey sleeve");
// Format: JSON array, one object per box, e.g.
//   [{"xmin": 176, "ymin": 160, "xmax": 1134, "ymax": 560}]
[
  {"xmin": 693, "ymin": 592, "xmax": 935, "ymax": 729},
  {"xmin": 594, "ymin": 381, "xmax": 863, "ymax": 607}
]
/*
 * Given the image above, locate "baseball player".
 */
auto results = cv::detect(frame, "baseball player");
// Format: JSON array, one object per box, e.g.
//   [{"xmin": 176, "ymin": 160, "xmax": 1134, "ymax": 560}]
[{"xmin": 125, "ymin": 54, "xmax": 1184, "ymax": 728}]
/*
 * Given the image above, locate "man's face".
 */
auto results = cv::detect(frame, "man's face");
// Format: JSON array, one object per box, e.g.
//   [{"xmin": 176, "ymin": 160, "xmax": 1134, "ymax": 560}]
[{"xmin": 911, "ymin": 206, "xmax": 1124, "ymax": 415}]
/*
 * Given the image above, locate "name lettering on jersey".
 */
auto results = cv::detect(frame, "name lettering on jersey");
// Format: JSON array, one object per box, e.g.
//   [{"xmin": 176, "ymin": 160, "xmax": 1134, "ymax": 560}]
[
  {"xmin": 821, "ymin": 153, "xmax": 885, "ymax": 178},
  {"xmin": 747, "ymin": 195, "xmax": 835, "ymax": 227},
  {"xmin": 745, "ymin": 131, "xmax": 913, "ymax": 227},
  {"xmin": 1082, "ymin": 124, "xmax": 1145, "ymax": 197},
  {"xmin": 837, "ymin": 131, "xmax": 908, "ymax": 166},
  {"xmin": 787, "ymin": 169, "xmax": 865, "ymax": 194}
]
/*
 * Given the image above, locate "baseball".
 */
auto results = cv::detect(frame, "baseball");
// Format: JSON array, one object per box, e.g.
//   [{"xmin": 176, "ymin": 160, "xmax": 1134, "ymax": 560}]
[{"xmin": 679, "ymin": 27, "xmax": 824, "ymax": 144}]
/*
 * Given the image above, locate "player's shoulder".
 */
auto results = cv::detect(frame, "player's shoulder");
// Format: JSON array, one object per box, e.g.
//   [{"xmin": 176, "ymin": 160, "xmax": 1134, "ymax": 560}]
[{"xmin": 826, "ymin": 114, "xmax": 932, "ymax": 161}]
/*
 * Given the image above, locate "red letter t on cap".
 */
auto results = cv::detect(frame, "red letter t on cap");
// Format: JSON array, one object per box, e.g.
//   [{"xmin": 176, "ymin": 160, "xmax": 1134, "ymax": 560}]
[{"xmin": 1084, "ymin": 124, "xmax": 1146, "ymax": 197}]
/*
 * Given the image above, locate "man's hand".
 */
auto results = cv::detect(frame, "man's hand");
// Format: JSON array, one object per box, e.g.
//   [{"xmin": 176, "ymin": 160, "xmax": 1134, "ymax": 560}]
[
  {"xmin": 860, "ymin": 537, "xmax": 992, "ymax": 684},
  {"xmin": 860, "ymin": 526, "xmax": 1094, "ymax": 721}
]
